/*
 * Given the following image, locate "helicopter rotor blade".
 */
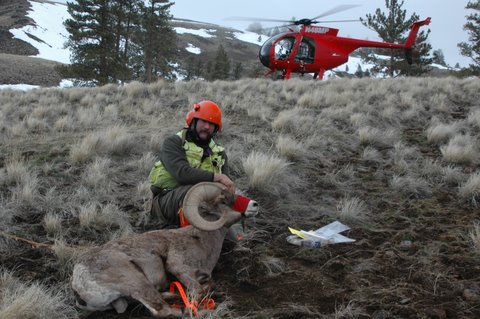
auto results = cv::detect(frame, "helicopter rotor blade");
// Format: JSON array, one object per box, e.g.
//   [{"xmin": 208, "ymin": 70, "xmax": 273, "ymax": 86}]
[
  {"xmin": 313, "ymin": 19, "xmax": 360, "ymax": 24},
  {"xmin": 310, "ymin": 4, "xmax": 361, "ymax": 20},
  {"xmin": 225, "ymin": 16, "xmax": 293, "ymax": 24}
]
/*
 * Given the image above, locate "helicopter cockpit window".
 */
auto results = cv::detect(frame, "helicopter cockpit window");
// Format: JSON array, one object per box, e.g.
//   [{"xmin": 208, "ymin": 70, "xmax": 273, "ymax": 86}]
[
  {"xmin": 275, "ymin": 37, "xmax": 294, "ymax": 60},
  {"xmin": 294, "ymin": 37, "xmax": 315, "ymax": 64}
]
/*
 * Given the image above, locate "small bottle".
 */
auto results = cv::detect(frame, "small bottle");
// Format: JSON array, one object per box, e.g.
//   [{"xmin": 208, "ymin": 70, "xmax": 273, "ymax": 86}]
[
  {"xmin": 286, "ymin": 235, "xmax": 324, "ymax": 248},
  {"xmin": 300, "ymin": 239, "xmax": 323, "ymax": 248}
]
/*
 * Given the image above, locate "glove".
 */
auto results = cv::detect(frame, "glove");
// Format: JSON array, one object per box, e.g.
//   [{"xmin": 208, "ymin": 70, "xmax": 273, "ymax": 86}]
[{"xmin": 244, "ymin": 200, "xmax": 259, "ymax": 217}]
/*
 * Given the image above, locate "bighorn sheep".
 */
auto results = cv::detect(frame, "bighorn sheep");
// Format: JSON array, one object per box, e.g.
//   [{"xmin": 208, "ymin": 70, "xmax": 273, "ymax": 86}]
[{"xmin": 71, "ymin": 182, "xmax": 258, "ymax": 317}]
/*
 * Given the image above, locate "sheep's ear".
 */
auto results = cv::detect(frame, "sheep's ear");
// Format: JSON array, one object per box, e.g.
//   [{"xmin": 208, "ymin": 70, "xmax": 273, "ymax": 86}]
[{"xmin": 183, "ymin": 182, "xmax": 232, "ymax": 231}]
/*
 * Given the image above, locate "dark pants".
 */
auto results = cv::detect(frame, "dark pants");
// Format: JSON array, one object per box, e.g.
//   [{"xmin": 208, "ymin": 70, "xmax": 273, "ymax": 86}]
[{"xmin": 150, "ymin": 185, "xmax": 193, "ymax": 228}]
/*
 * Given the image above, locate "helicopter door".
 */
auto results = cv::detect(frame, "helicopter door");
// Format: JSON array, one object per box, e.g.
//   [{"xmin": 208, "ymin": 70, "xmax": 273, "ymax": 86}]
[
  {"xmin": 295, "ymin": 37, "xmax": 315, "ymax": 64},
  {"xmin": 274, "ymin": 37, "xmax": 295, "ymax": 60}
]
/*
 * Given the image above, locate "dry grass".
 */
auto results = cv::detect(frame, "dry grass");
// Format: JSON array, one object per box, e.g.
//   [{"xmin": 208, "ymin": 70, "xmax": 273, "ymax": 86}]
[
  {"xmin": 1, "ymin": 77, "xmax": 480, "ymax": 318},
  {"xmin": 469, "ymin": 223, "xmax": 480, "ymax": 254},
  {"xmin": 440, "ymin": 134, "xmax": 479, "ymax": 164},
  {"xmin": 459, "ymin": 171, "xmax": 480, "ymax": 207},
  {"xmin": 242, "ymin": 151, "xmax": 292, "ymax": 193},
  {"xmin": 0, "ymin": 268, "xmax": 76, "ymax": 319},
  {"xmin": 335, "ymin": 196, "xmax": 369, "ymax": 224}
]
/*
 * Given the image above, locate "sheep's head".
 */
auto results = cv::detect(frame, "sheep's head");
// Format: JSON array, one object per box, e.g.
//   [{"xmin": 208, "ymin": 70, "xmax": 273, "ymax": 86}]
[{"xmin": 183, "ymin": 182, "xmax": 241, "ymax": 231}]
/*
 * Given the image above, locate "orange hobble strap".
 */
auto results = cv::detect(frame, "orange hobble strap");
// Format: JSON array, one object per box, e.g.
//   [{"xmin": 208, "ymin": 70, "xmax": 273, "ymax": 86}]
[
  {"xmin": 178, "ymin": 208, "xmax": 190, "ymax": 228},
  {"xmin": 169, "ymin": 281, "xmax": 215, "ymax": 316}
]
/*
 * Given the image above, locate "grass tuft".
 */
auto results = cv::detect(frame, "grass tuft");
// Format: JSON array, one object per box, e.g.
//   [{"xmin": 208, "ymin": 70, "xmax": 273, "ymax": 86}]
[
  {"xmin": 459, "ymin": 171, "xmax": 480, "ymax": 207},
  {"xmin": 242, "ymin": 151, "xmax": 291, "ymax": 193},
  {"xmin": 0, "ymin": 268, "xmax": 77, "ymax": 319}
]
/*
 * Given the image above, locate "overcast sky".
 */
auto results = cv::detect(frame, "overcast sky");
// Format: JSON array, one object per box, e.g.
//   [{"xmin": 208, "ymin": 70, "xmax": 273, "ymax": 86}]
[{"xmin": 170, "ymin": 0, "xmax": 473, "ymax": 68}]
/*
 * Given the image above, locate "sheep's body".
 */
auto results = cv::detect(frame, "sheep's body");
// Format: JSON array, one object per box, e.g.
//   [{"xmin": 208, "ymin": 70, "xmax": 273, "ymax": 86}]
[{"xmin": 72, "ymin": 190, "xmax": 243, "ymax": 318}]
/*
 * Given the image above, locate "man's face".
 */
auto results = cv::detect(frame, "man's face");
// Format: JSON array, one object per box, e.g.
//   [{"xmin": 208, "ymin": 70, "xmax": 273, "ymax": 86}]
[{"xmin": 195, "ymin": 119, "xmax": 216, "ymax": 141}]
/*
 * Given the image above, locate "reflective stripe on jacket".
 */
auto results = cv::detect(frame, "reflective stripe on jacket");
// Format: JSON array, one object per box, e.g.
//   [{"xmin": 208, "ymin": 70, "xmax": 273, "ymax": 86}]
[{"xmin": 148, "ymin": 131, "xmax": 225, "ymax": 190}]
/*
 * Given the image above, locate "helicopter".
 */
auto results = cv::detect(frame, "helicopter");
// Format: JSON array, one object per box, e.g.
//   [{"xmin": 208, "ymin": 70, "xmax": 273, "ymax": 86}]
[{"xmin": 230, "ymin": 5, "xmax": 431, "ymax": 79}]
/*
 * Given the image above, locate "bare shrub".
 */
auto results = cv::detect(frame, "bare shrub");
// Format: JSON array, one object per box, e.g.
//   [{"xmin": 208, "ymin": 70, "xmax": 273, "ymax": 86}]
[
  {"xmin": 335, "ymin": 196, "xmax": 369, "ymax": 223},
  {"xmin": 390, "ymin": 175, "xmax": 432, "ymax": 198},
  {"xmin": 469, "ymin": 223, "xmax": 480, "ymax": 254},
  {"xmin": 52, "ymin": 239, "xmax": 77, "ymax": 280},
  {"xmin": 334, "ymin": 301, "xmax": 366, "ymax": 319},
  {"xmin": 389, "ymin": 142, "xmax": 421, "ymax": 174},
  {"xmin": 442, "ymin": 165, "xmax": 465, "ymax": 186},
  {"xmin": 350, "ymin": 113, "xmax": 368, "ymax": 128},
  {"xmin": 467, "ymin": 108, "xmax": 480, "ymax": 129},
  {"xmin": 43, "ymin": 213, "xmax": 63, "ymax": 236},
  {"xmin": 69, "ymin": 133, "xmax": 100, "ymax": 164},
  {"xmin": 70, "ymin": 125, "xmax": 135, "ymax": 164},
  {"xmin": 136, "ymin": 152, "xmax": 156, "ymax": 175},
  {"xmin": 76, "ymin": 105, "xmax": 102, "ymax": 127},
  {"xmin": 358, "ymin": 126, "xmax": 399, "ymax": 147},
  {"xmin": 440, "ymin": 134, "xmax": 478, "ymax": 164},
  {"xmin": 276, "ymin": 135, "xmax": 304, "ymax": 161},
  {"xmin": 242, "ymin": 151, "xmax": 291, "ymax": 193},
  {"xmin": 426, "ymin": 121, "xmax": 460, "ymax": 143},
  {"xmin": 459, "ymin": 171, "xmax": 480, "ymax": 207},
  {"xmin": 53, "ymin": 115, "xmax": 74, "ymax": 132},
  {"xmin": 102, "ymin": 125, "xmax": 135, "ymax": 155},
  {"xmin": 123, "ymin": 81, "xmax": 148, "ymax": 99},
  {"xmin": 0, "ymin": 268, "xmax": 76, "ymax": 319},
  {"xmin": 271, "ymin": 107, "xmax": 315, "ymax": 135},
  {"xmin": 258, "ymin": 256, "xmax": 287, "ymax": 278},
  {"xmin": 5, "ymin": 157, "xmax": 28, "ymax": 185},
  {"xmin": 135, "ymin": 181, "xmax": 152, "ymax": 225},
  {"xmin": 361, "ymin": 146, "xmax": 382, "ymax": 164},
  {"xmin": 18, "ymin": 175, "xmax": 39, "ymax": 204},
  {"xmin": 78, "ymin": 202, "xmax": 131, "ymax": 232},
  {"xmin": 81, "ymin": 157, "xmax": 112, "ymax": 190}
]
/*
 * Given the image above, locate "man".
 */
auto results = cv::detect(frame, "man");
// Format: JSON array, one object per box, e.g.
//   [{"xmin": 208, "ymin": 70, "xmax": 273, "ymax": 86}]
[{"xmin": 148, "ymin": 100, "xmax": 257, "ymax": 229}]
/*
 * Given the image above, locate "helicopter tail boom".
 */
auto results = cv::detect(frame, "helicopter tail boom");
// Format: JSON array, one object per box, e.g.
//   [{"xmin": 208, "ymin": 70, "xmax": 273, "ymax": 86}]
[{"xmin": 404, "ymin": 17, "xmax": 431, "ymax": 48}]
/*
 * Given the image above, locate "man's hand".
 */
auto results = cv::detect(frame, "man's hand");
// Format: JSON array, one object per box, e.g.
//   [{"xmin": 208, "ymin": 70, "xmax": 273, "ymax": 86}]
[{"xmin": 213, "ymin": 173, "xmax": 235, "ymax": 193}]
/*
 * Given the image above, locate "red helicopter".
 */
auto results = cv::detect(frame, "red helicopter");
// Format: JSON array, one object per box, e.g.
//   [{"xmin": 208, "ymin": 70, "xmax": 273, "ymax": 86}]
[{"xmin": 232, "ymin": 5, "xmax": 431, "ymax": 79}]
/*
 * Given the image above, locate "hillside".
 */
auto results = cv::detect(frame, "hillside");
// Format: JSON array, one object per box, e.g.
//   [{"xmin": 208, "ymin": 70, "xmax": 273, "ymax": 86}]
[
  {"xmin": 0, "ymin": 77, "xmax": 479, "ymax": 318},
  {"xmin": 0, "ymin": 1, "xmax": 260, "ymax": 86}
]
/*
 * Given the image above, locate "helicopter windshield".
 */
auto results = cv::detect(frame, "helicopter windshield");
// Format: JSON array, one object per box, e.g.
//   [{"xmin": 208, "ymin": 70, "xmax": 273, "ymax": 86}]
[{"xmin": 275, "ymin": 37, "xmax": 295, "ymax": 60}]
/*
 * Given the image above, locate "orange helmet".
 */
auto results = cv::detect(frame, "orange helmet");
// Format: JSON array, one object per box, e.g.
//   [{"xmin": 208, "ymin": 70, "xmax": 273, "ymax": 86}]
[{"xmin": 185, "ymin": 100, "xmax": 223, "ymax": 131}]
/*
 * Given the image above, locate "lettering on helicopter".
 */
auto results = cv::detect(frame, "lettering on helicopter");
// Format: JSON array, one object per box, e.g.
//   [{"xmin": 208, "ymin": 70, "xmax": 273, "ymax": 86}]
[{"xmin": 304, "ymin": 26, "xmax": 329, "ymax": 34}]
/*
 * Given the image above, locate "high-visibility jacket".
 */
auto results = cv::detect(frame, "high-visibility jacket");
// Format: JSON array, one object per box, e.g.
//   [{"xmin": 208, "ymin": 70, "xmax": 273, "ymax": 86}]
[{"xmin": 148, "ymin": 130, "xmax": 226, "ymax": 190}]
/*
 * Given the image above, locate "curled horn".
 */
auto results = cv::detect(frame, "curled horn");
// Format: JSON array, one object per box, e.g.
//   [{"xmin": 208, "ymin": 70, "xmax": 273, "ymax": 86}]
[{"xmin": 183, "ymin": 182, "xmax": 235, "ymax": 231}]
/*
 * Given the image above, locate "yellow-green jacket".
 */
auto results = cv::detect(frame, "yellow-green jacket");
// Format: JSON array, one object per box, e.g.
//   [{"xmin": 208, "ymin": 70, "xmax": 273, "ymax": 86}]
[{"xmin": 149, "ymin": 130, "xmax": 227, "ymax": 191}]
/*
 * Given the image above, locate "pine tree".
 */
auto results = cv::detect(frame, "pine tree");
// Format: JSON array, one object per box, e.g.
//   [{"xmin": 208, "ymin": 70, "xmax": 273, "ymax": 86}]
[
  {"xmin": 458, "ymin": 0, "xmax": 480, "ymax": 74},
  {"xmin": 432, "ymin": 49, "xmax": 447, "ymax": 66},
  {"xmin": 210, "ymin": 45, "xmax": 231, "ymax": 80},
  {"xmin": 110, "ymin": 0, "xmax": 142, "ymax": 83},
  {"xmin": 136, "ymin": 0, "xmax": 177, "ymax": 82},
  {"xmin": 232, "ymin": 62, "xmax": 243, "ymax": 80},
  {"xmin": 360, "ymin": 0, "xmax": 431, "ymax": 77},
  {"xmin": 64, "ymin": 0, "xmax": 119, "ymax": 85}
]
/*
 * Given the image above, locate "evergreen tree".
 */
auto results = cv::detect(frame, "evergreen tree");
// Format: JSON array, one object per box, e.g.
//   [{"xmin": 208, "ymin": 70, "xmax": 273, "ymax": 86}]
[
  {"xmin": 432, "ymin": 49, "xmax": 447, "ymax": 66},
  {"xmin": 360, "ymin": 0, "xmax": 432, "ymax": 77},
  {"xmin": 110, "ymin": 0, "xmax": 142, "ymax": 83},
  {"xmin": 232, "ymin": 62, "xmax": 243, "ymax": 80},
  {"xmin": 210, "ymin": 45, "xmax": 231, "ymax": 80},
  {"xmin": 136, "ymin": 0, "xmax": 177, "ymax": 82},
  {"xmin": 184, "ymin": 57, "xmax": 204, "ymax": 80},
  {"xmin": 355, "ymin": 64, "xmax": 364, "ymax": 78},
  {"xmin": 458, "ymin": 0, "xmax": 480, "ymax": 74},
  {"xmin": 64, "ymin": 0, "xmax": 120, "ymax": 85}
]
